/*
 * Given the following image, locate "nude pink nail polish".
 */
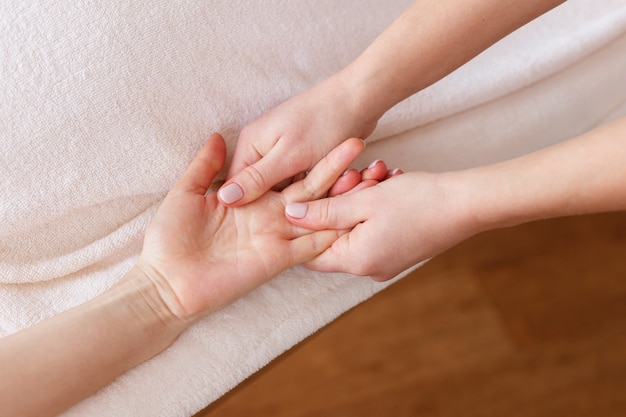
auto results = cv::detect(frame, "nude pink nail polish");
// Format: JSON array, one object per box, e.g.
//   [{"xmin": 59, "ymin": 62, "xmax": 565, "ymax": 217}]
[
  {"xmin": 285, "ymin": 202, "xmax": 308, "ymax": 219},
  {"xmin": 218, "ymin": 183, "xmax": 244, "ymax": 204}
]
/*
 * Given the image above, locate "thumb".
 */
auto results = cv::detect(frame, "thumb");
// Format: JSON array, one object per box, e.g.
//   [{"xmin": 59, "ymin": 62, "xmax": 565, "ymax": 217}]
[
  {"xmin": 285, "ymin": 193, "xmax": 367, "ymax": 231},
  {"xmin": 174, "ymin": 133, "xmax": 226, "ymax": 195},
  {"xmin": 218, "ymin": 148, "xmax": 301, "ymax": 207}
]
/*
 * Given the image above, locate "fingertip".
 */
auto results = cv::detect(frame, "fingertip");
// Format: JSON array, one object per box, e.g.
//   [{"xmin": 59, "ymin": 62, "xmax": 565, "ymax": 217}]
[
  {"xmin": 327, "ymin": 168, "xmax": 361, "ymax": 196},
  {"xmin": 351, "ymin": 137, "xmax": 367, "ymax": 150},
  {"xmin": 218, "ymin": 182, "xmax": 244, "ymax": 205},
  {"xmin": 205, "ymin": 132, "xmax": 226, "ymax": 154},
  {"xmin": 175, "ymin": 132, "xmax": 227, "ymax": 194},
  {"xmin": 343, "ymin": 138, "xmax": 367, "ymax": 159},
  {"xmin": 386, "ymin": 168, "xmax": 404, "ymax": 178},
  {"xmin": 217, "ymin": 171, "xmax": 264, "ymax": 207},
  {"xmin": 209, "ymin": 131, "xmax": 225, "ymax": 142},
  {"xmin": 285, "ymin": 202, "xmax": 309, "ymax": 219},
  {"xmin": 328, "ymin": 138, "xmax": 367, "ymax": 170},
  {"xmin": 361, "ymin": 159, "xmax": 388, "ymax": 181}
]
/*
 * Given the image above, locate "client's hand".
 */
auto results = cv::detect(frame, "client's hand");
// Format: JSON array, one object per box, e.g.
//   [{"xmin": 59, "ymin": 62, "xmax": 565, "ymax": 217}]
[
  {"xmin": 0, "ymin": 133, "xmax": 366, "ymax": 417},
  {"xmin": 139, "ymin": 133, "xmax": 366, "ymax": 321}
]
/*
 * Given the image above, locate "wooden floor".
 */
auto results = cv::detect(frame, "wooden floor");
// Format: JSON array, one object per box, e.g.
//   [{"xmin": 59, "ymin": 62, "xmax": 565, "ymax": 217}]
[{"xmin": 197, "ymin": 212, "xmax": 626, "ymax": 417}]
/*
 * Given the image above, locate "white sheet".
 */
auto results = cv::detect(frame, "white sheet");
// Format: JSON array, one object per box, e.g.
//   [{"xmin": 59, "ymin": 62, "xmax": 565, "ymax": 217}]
[{"xmin": 1, "ymin": 1, "xmax": 626, "ymax": 416}]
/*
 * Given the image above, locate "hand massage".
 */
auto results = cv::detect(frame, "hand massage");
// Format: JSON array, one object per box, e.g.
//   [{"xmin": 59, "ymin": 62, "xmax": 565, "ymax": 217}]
[{"xmin": 2, "ymin": 1, "xmax": 626, "ymax": 416}]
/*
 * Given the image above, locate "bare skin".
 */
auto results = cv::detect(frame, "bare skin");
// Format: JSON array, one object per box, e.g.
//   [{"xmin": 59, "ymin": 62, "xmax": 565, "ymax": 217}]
[
  {"xmin": 0, "ymin": 134, "xmax": 367, "ymax": 417},
  {"xmin": 286, "ymin": 116, "xmax": 626, "ymax": 281},
  {"xmin": 220, "ymin": 0, "xmax": 565, "ymax": 207}
]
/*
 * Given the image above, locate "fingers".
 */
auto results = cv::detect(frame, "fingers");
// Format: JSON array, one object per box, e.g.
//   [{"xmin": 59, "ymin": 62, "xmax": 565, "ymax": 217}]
[
  {"xmin": 340, "ymin": 179, "xmax": 380, "ymax": 195},
  {"xmin": 301, "ymin": 229, "xmax": 374, "ymax": 278},
  {"xmin": 328, "ymin": 160, "xmax": 404, "ymax": 196},
  {"xmin": 288, "ymin": 230, "xmax": 342, "ymax": 266},
  {"xmin": 291, "ymin": 200, "xmax": 369, "ymax": 276},
  {"xmin": 327, "ymin": 168, "xmax": 361, "ymax": 197},
  {"xmin": 282, "ymin": 138, "xmax": 365, "ymax": 203},
  {"xmin": 219, "ymin": 145, "xmax": 291, "ymax": 206},
  {"xmin": 174, "ymin": 133, "xmax": 226, "ymax": 195},
  {"xmin": 386, "ymin": 168, "xmax": 404, "ymax": 179},
  {"xmin": 306, "ymin": 249, "xmax": 393, "ymax": 282},
  {"xmin": 220, "ymin": 132, "xmax": 316, "ymax": 207},
  {"xmin": 361, "ymin": 159, "xmax": 388, "ymax": 182},
  {"xmin": 302, "ymin": 240, "xmax": 349, "ymax": 274},
  {"xmin": 285, "ymin": 190, "xmax": 368, "ymax": 231}
]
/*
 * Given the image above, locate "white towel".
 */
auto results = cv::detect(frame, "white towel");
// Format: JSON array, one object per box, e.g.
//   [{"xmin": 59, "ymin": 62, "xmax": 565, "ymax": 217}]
[{"xmin": 1, "ymin": 1, "xmax": 626, "ymax": 415}]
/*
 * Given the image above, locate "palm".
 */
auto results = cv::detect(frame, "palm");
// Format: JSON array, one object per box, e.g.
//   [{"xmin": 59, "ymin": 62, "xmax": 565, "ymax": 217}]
[
  {"xmin": 138, "ymin": 134, "xmax": 363, "ymax": 320},
  {"xmin": 143, "ymin": 187, "xmax": 299, "ymax": 316}
]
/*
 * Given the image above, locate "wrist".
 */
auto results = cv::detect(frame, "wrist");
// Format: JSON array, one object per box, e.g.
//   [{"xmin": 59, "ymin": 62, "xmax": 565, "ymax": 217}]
[
  {"xmin": 114, "ymin": 263, "xmax": 191, "ymax": 342},
  {"xmin": 0, "ymin": 264, "xmax": 191, "ymax": 416},
  {"xmin": 457, "ymin": 158, "xmax": 566, "ymax": 233},
  {"xmin": 433, "ymin": 170, "xmax": 493, "ymax": 237},
  {"xmin": 330, "ymin": 65, "xmax": 385, "ymax": 138}
]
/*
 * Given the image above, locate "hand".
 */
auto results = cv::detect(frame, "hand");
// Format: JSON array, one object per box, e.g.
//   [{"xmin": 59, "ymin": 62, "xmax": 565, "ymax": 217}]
[
  {"xmin": 138, "ymin": 133, "xmax": 366, "ymax": 321},
  {"xmin": 218, "ymin": 73, "xmax": 379, "ymax": 207},
  {"xmin": 327, "ymin": 158, "xmax": 403, "ymax": 197},
  {"xmin": 285, "ymin": 171, "xmax": 480, "ymax": 281}
]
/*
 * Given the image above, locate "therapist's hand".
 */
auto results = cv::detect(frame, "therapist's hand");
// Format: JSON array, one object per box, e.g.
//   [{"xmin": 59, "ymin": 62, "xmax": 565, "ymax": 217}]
[
  {"xmin": 218, "ymin": 74, "xmax": 378, "ymax": 207},
  {"xmin": 285, "ymin": 171, "xmax": 480, "ymax": 281}
]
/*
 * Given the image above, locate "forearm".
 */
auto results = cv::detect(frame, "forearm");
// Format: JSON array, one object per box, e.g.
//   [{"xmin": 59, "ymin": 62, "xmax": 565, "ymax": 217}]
[
  {"xmin": 342, "ymin": 0, "xmax": 565, "ymax": 122},
  {"xmin": 465, "ymin": 116, "xmax": 626, "ymax": 231},
  {"xmin": 0, "ymin": 266, "xmax": 187, "ymax": 417}
]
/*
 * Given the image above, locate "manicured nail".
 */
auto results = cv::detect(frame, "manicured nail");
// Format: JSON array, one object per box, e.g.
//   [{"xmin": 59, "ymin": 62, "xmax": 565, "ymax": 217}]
[
  {"xmin": 285, "ymin": 202, "xmax": 308, "ymax": 219},
  {"xmin": 388, "ymin": 168, "xmax": 403, "ymax": 176},
  {"xmin": 368, "ymin": 159, "xmax": 382, "ymax": 169},
  {"xmin": 218, "ymin": 182, "xmax": 244, "ymax": 204},
  {"xmin": 342, "ymin": 169, "xmax": 351, "ymax": 176}
]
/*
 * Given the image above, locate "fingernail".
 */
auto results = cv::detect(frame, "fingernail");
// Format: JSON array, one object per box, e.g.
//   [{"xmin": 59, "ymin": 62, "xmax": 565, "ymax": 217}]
[
  {"xmin": 388, "ymin": 168, "xmax": 403, "ymax": 176},
  {"xmin": 342, "ymin": 169, "xmax": 351, "ymax": 176},
  {"xmin": 368, "ymin": 159, "xmax": 382, "ymax": 169},
  {"xmin": 285, "ymin": 202, "xmax": 308, "ymax": 219},
  {"xmin": 218, "ymin": 182, "xmax": 244, "ymax": 204}
]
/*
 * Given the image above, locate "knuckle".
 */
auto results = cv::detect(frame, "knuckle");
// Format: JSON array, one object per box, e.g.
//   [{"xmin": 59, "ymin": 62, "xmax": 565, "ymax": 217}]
[
  {"xmin": 324, "ymin": 151, "xmax": 344, "ymax": 174},
  {"xmin": 301, "ymin": 178, "xmax": 319, "ymax": 201},
  {"xmin": 243, "ymin": 164, "xmax": 270, "ymax": 190},
  {"xmin": 316, "ymin": 199, "xmax": 334, "ymax": 224},
  {"xmin": 238, "ymin": 124, "xmax": 257, "ymax": 144}
]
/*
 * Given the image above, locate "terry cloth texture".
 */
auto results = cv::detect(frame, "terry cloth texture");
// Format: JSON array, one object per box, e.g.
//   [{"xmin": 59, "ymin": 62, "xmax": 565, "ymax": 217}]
[{"xmin": 1, "ymin": 1, "xmax": 626, "ymax": 415}]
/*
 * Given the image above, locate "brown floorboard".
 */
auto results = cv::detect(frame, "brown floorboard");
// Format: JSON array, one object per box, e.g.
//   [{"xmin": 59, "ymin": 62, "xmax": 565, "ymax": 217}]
[{"xmin": 196, "ymin": 212, "xmax": 626, "ymax": 417}]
